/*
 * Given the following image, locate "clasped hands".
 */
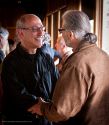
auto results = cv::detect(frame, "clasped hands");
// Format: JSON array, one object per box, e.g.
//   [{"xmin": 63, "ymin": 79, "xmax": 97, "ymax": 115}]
[{"xmin": 28, "ymin": 97, "xmax": 45, "ymax": 116}]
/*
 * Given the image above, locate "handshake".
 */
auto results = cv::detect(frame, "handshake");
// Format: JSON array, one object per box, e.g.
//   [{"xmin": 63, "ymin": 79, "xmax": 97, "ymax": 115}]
[{"xmin": 28, "ymin": 97, "xmax": 45, "ymax": 116}]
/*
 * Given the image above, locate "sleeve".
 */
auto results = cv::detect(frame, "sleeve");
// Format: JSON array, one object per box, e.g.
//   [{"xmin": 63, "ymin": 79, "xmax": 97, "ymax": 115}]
[
  {"xmin": 54, "ymin": 49, "xmax": 62, "ymax": 62},
  {"xmin": 42, "ymin": 66, "xmax": 92, "ymax": 122},
  {"xmin": 45, "ymin": 53, "xmax": 59, "ymax": 99},
  {"xmin": 1, "ymin": 59, "xmax": 37, "ymax": 111}
]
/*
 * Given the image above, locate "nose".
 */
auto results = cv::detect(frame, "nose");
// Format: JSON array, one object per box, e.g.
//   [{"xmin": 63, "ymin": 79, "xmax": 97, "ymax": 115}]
[{"xmin": 37, "ymin": 30, "xmax": 45, "ymax": 37}]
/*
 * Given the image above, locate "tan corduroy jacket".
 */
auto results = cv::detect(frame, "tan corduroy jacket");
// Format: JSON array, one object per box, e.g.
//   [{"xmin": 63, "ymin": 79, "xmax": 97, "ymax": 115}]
[{"xmin": 42, "ymin": 42, "xmax": 109, "ymax": 125}]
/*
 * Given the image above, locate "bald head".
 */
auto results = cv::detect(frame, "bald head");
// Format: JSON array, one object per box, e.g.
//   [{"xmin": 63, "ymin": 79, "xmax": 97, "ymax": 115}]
[
  {"xmin": 15, "ymin": 14, "xmax": 45, "ymax": 54},
  {"xmin": 16, "ymin": 14, "xmax": 42, "ymax": 29}
]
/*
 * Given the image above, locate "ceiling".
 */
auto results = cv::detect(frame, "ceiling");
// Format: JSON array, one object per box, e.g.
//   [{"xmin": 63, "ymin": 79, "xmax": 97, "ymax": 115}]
[
  {"xmin": 0, "ymin": 0, "xmax": 47, "ymax": 7},
  {"xmin": 0, "ymin": 0, "xmax": 47, "ymax": 20}
]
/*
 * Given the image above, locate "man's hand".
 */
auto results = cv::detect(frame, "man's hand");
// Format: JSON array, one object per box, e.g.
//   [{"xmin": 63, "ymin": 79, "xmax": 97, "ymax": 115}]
[{"xmin": 28, "ymin": 97, "xmax": 45, "ymax": 116}]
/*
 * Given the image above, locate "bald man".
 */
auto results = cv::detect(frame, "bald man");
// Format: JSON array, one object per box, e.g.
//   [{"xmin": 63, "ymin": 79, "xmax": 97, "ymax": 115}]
[{"xmin": 1, "ymin": 14, "xmax": 59, "ymax": 125}]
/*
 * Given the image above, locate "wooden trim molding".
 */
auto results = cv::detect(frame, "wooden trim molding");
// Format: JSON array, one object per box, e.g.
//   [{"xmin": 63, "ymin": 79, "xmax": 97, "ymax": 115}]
[{"xmin": 95, "ymin": 0, "xmax": 102, "ymax": 48}]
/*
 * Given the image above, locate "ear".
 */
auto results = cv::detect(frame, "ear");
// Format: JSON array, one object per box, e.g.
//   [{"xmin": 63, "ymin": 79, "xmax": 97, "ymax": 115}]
[
  {"xmin": 69, "ymin": 31, "xmax": 75, "ymax": 40},
  {"xmin": 16, "ymin": 29, "xmax": 24, "ymax": 38}
]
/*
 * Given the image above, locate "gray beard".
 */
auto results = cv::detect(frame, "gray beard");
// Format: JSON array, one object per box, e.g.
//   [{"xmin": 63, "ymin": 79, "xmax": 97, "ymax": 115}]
[{"xmin": 65, "ymin": 40, "xmax": 72, "ymax": 48}]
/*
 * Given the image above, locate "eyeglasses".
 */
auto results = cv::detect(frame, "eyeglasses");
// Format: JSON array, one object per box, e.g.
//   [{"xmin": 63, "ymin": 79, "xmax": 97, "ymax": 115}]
[
  {"xmin": 20, "ymin": 26, "xmax": 45, "ymax": 32},
  {"xmin": 58, "ymin": 28, "xmax": 66, "ymax": 33},
  {"xmin": 58, "ymin": 28, "xmax": 72, "ymax": 33}
]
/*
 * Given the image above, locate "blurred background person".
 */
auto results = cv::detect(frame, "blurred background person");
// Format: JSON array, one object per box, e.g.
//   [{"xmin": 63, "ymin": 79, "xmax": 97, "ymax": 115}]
[
  {"xmin": 55, "ymin": 34, "xmax": 73, "ymax": 72},
  {"xmin": 8, "ymin": 39, "xmax": 16, "ymax": 52},
  {"xmin": 0, "ymin": 27, "xmax": 9, "ymax": 64},
  {"xmin": 8, "ymin": 33, "xmax": 20, "ymax": 52},
  {"xmin": 41, "ymin": 32, "xmax": 61, "ymax": 64},
  {"xmin": 0, "ymin": 27, "xmax": 9, "ymax": 59},
  {"xmin": 8, "ymin": 37, "xmax": 19, "ymax": 52}
]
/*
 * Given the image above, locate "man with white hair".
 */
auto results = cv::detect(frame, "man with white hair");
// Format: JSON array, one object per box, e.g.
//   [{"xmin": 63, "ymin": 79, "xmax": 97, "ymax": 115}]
[
  {"xmin": 0, "ymin": 26, "xmax": 9, "ymax": 125},
  {"xmin": 28, "ymin": 10, "xmax": 109, "ymax": 125}
]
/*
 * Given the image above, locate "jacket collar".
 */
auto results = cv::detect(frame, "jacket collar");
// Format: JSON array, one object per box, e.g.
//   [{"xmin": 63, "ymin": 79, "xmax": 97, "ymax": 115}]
[
  {"xmin": 74, "ymin": 41, "xmax": 97, "ymax": 53},
  {"xmin": 16, "ymin": 43, "xmax": 37, "ymax": 60}
]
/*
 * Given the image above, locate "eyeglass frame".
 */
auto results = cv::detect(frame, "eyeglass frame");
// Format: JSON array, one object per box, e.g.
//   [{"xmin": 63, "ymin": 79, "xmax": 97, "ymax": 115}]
[
  {"xmin": 18, "ymin": 26, "xmax": 45, "ymax": 33},
  {"xmin": 58, "ymin": 28, "xmax": 72, "ymax": 33}
]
